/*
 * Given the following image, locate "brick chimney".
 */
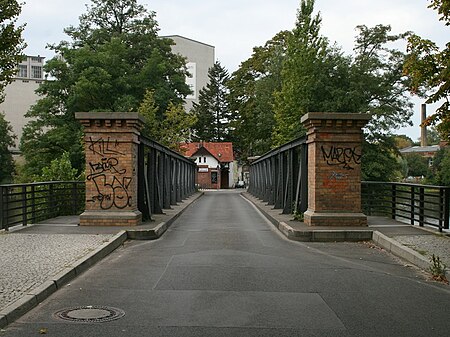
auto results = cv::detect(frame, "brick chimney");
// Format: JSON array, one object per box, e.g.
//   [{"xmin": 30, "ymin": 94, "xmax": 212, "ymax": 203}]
[{"xmin": 421, "ymin": 104, "xmax": 427, "ymax": 147}]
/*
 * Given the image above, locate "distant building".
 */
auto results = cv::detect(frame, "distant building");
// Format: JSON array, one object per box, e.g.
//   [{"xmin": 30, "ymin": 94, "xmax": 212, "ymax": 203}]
[
  {"xmin": 182, "ymin": 142, "xmax": 235, "ymax": 189},
  {"xmin": 164, "ymin": 35, "xmax": 215, "ymax": 112},
  {"xmin": 399, "ymin": 145, "xmax": 441, "ymax": 166},
  {"xmin": 0, "ymin": 55, "xmax": 45, "ymax": 153},
  {"xmin": 399, "ymin": 104, "xmax": 448, "ymax": 167}
]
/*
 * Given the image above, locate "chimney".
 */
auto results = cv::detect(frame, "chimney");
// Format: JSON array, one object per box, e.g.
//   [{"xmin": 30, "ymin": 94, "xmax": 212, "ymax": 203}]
[{"xmin": 420, "ymin": 104, "xmax": 427, "ymax": 147}]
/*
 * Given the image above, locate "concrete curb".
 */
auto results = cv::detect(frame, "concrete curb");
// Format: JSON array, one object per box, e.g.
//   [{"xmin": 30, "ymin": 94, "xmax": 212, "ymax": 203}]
[
  {"xmin": 372, "ymin": 231, "xmax": 431, "ymax": 271},
  {"xmin": 0, "ymin": 231, "xmax": 127, "ymax": 329},
  {"xmin": 126, "ymin": 192, "xmax": 204, "ymax": 240},
  {"xmin": 242, "ymin": 192, "xmax": 372, "ymax": 242}
]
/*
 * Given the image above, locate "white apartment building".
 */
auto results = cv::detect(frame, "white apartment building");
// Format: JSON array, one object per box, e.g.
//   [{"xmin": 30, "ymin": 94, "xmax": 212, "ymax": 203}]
[
  {"xmin": 0, "ymin": 55, "xmax": 44, "ymax": 153},
  {"xmin": 165, "ymin": 35, "xmax": 215, "ymax": 112}
]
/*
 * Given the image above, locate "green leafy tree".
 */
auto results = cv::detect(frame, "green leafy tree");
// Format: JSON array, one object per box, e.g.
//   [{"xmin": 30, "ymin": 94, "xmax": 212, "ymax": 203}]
[
  {"xmin": 0, "ymin": 0, "xmax": 26, "ymax": 103},
  {"xmin": 394, "ymin": 135, "xmax": 414, "ymax": 149},
  {"xmin": 404, "ymin": 153, "xmax": 430, "ymax": 177},
  {"xmin": 138, "ymin": 89, "xmax": 161, "ymax": 140},
  {"xmin": 404, "ymin": 0, "xmax": 450, "ymax": 141},
  {"xmin": 228, "ymin": 31, "xmax": 288, "ymax": 159},
  {"xmin": 20, "ymin": 0, "xmax": 190, "ymax": 179},
  {"xmin": 361, "ymin": 138, "xmax": 403, "ymax": 182},
  {"xmin": 351, "ymin": 24, "xmax": 413, "ymax": 142},
  {"xmin": 272, "ymin": 0, "xmax": 329, "ymax": 145},
  {"xmin": 160, "ymin": 102, "xmax": 197, "ymax": 152},
  {"xmin": 192, "ymin": 61, "xmax": 232, "ymax": 142},
  {"xmin": 429, "ymin": 147, "xmax": 450, "ymax": 186},
  {"xmin": 0, "ymin": 112, "xmax": 16, "ymax": 183},
  {"xmin": 39, "ymin": 152, "xmax": 80, "ymax": 181},
  {"xmin": 138, "ymin": 90, "xmax": 196, "ymax": 152}
]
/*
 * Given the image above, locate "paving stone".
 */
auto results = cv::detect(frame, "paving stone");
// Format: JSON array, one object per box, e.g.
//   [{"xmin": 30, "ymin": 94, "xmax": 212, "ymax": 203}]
[{"xmin": 0, "ymin": 234, "xmax": 113, "ymax": 310}]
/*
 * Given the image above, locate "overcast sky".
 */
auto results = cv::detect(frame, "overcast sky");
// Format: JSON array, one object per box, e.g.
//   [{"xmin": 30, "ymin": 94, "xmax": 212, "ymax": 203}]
[{"xmin": 17, "ymin": 0, "xmax": 449, "ymax": 141}]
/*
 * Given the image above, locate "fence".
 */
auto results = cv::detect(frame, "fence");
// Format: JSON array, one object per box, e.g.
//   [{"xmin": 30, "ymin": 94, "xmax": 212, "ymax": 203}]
[
  {"xmin": 248, "ymin": 136, "xmax": 308, "ymax": 214},
  {"xmin": 362, "ymin": 181, "xmax": 450, "ymax": 232},
  {"xmin": 137, "ymin": 136, "xmax": 197, "ymax": 221},
  {"xmin": 0, "ymin": 181, "xmax": 85, "ymax": 231}
]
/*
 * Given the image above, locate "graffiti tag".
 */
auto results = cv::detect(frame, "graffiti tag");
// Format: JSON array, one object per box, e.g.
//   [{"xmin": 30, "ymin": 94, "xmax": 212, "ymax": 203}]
[
  {"xmin": 87, "ymin": 137, "xmax": 124, "ymax": 156},
  {"xmin": 86, "ymin": 137, "xmax": 132, "ymax": 210},
  {"xmin": 321, "ymin": 145, "xmax": 361, "ymax": 170}
]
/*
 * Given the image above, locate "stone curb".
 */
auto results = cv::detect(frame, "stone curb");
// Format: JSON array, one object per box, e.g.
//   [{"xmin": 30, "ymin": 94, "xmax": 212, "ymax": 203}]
[
  {"xmin": 372, "ymin": 231, "xmax": 431, "ymax": 271},
  {"xmin": 126, "ymin": 192, "xmax": 204, "ymax": 240},
  {"xmin": 0, "ymin": 231, "xmax": 127, "ymax": 329},
  {"xmin": 241, "ymin": 192, "xmax": 372, "ymax": 242}
]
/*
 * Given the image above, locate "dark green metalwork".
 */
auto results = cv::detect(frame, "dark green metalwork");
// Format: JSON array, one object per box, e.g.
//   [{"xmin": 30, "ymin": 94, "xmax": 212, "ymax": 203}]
[
  {"xmin": 137, "ymin": 136, "xmax": 196, "ymax": 221},
  {"xmin": 248, "ymin": 136, "xmax": 308, "ymax": 215}
]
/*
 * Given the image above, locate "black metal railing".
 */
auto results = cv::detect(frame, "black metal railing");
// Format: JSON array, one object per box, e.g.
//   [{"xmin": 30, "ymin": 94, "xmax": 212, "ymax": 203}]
[
  {"xmin": 0, "ymin": 181, "xmax": 85, "ymax": 231},
  {"xmin": 248, "ymin": 136, "xmax": 308, "ymax": 214},
  {"xmin": 362, "ymin": 181, "xmax": 450, "ymax": 232},
  {"xmin": 137, "ymin": 136, "xmax": 197, "ymax": 221}
]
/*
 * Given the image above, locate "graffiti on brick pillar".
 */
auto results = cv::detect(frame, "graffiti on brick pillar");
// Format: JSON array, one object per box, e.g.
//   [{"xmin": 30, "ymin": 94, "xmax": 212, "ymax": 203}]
[
  {"xmin": 323, "ymin": 171, "xmax": 350, "ymax": 189},
  {"xmin": 86, "ymin": 137, "xmax": 132, "ymax": 210},
  {"xmin": 321, "ymin": 145, "xmax": 361, "ymax": 170},
  {"xmin": 88, "ymin": 136, "xmax": 124, "ymax": 156}
]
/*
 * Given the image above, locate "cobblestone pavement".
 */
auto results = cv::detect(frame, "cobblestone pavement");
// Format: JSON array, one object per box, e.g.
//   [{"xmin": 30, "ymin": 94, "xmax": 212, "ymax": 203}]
[
  {"xmin": 393, "ymin": 234, "xmax": 450, "ymax": 267},
  {"xmin": 0, "ymin": 233, "xmax": 114, "ymax": 310}
]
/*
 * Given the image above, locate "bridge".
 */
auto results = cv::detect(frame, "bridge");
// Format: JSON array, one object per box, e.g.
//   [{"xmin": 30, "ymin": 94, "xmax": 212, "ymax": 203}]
[{"xmin": 0, "ymin": 112, "xmax": 449, "ymax": 335}]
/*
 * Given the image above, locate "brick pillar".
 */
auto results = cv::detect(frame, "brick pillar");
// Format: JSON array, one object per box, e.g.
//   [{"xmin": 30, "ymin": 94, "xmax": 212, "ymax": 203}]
[
  {"xmin": 76, "ymin": 112, "xmax": 144, "ymax": 226},
  {"xmin": 300, "ymin": 112, "xmax": 371, "ymax": 227}
]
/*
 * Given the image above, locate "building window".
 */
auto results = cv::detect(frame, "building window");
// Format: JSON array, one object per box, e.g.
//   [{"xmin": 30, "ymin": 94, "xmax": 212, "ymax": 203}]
[
  {"xmin": 211, "ymin": 172, "xmax": 218, "ymax": 184},
  {"xmin": 17, "ymin": 65, "xmax": 27, "ymax": 78},
  {"xmin": 31, "ymin": 65, "xmax": 42, "ymax": 79},
  {"xmin": 204, "ymin": 157, "xmax": 206, "ymax": 163},
  {"xmin": 31, "ymin": 56, "xmax": 42, "ymax": 63}
]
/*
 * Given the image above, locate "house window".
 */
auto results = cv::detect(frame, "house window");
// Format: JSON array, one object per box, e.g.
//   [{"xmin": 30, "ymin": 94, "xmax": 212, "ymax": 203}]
[
  {"xmin": 31, "ymin": 65, "xmax": 42, "ymax": 79},
  {"xmin": 204, "ymin": 157, "xmax": 206, "ymax": 163},
  {"xmin": 211, "ymin": 172, "xmax": 218, "ymax": 184},
  {"xmin": 17, "ymin": 65, "xmax": 27, "ymax": 78}
]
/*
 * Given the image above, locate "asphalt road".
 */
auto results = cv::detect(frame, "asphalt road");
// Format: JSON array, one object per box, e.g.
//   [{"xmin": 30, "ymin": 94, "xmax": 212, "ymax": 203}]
[{"xmin": 3, "ymin": 190, "xmax": 450, "ymax": 336}]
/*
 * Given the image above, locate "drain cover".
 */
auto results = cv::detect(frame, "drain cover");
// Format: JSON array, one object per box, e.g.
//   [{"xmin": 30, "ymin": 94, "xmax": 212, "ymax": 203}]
[{"xmin": 54, "ymin": 306, "xmax": 125, "ymax": 323}]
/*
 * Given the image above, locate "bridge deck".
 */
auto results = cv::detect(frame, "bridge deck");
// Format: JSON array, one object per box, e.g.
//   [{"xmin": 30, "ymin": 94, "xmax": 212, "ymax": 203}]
[{"xmin": 1, "ymin": 190, "xmax": 449, "ymax": 336}]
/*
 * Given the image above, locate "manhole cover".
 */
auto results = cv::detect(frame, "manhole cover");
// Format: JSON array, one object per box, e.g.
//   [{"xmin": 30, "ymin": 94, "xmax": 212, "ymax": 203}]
[{"xmin": 54, "ymin": 306, "xmax": 125, "ymax": 323}]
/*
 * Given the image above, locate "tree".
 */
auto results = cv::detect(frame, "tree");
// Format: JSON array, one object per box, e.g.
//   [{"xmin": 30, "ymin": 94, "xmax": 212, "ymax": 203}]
[
  {"xmin": 191, "ymin": 61, "xmax": 232, "ymax": 142},
  {"xmin": 429, "ymin": 147, "xmax": 450, "ymax": 186},
  {"xmin": 0, "ymin": 112, "xmax": 16, "ymax": 183},
  {"xmin": 39, "ymin": 152, "xmax": 80, "ymax": 181},
  {"xmin": 350, "ymin": 24, "xmax": 413, "ymax": 142},
  {"xmin": 138, "ymin": 89, "xmax": 161, "ymax": 140},
  {"xmin": 0, "ymin": 0, "xmax": 26, "ymax": 103},
  {"xmin": 394, "ymin": 135, "xmax": 414, "ymax": 149},
  {"xmin": 228, "ymin": 31, "xmax": 288, "ymax": 159},
  {"xmin": 138, "ymin": 90, "xmax": 196, "ymax": 152},
  {"xmin": 404, "ymin": 0, "xmax": 450, "ymax": 141},
  {"xmin": 160, "ymin": 102, "xmax": 197, "ymax": 152},
  {"xmin": 404, "ymin": 153, "xmax": 429, "ymax": 177},
  {"xmin": 272, "ymin": 0, "xmax": 329, "ymax": 146},
  {"xmin": 20, "ymin": 0, "xmax": 191, "ymax": 178}
]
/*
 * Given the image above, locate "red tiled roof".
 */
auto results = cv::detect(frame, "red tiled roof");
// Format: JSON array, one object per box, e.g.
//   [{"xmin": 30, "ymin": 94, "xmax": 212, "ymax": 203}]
[{"xmin": 181, "ymin": 142, "xmax": 234, "ymax": 163}]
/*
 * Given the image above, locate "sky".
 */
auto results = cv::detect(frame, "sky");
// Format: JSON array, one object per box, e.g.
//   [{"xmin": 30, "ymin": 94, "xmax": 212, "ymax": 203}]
[{"xmin": 17, "ymin": 0, "xmax": 449, "ymax": 141}]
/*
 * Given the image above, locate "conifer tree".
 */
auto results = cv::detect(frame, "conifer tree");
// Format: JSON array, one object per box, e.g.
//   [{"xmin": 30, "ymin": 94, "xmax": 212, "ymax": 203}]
[{"xmin": 191, "ymin": 61, "xmax": 232, "ymax": 142}]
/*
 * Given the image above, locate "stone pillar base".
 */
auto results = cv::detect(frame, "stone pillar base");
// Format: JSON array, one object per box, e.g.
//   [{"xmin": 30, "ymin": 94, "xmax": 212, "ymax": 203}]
[
  {"xmin": 79, "ymin": 210, "xmax": 142, "ymax": 226},
  {"xmin": 304, "ymin": 210, "xmax": 367, "ymax": 227}
]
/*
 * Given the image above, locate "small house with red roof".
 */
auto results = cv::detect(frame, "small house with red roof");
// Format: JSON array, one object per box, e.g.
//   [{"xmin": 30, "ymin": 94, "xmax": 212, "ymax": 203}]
[{"xmin": 181, "ymin": 142, "xmax": 235, "ymax": 189}]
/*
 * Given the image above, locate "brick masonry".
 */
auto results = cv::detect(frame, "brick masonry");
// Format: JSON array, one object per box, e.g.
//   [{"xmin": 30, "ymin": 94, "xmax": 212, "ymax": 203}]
[
  {"xmin": 301, "ymin": 113, "xmax": 371, "ymax": 227},
  {"xmin": 76, "ymin": 112, "xmax": 144, "ymax": 226}
]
